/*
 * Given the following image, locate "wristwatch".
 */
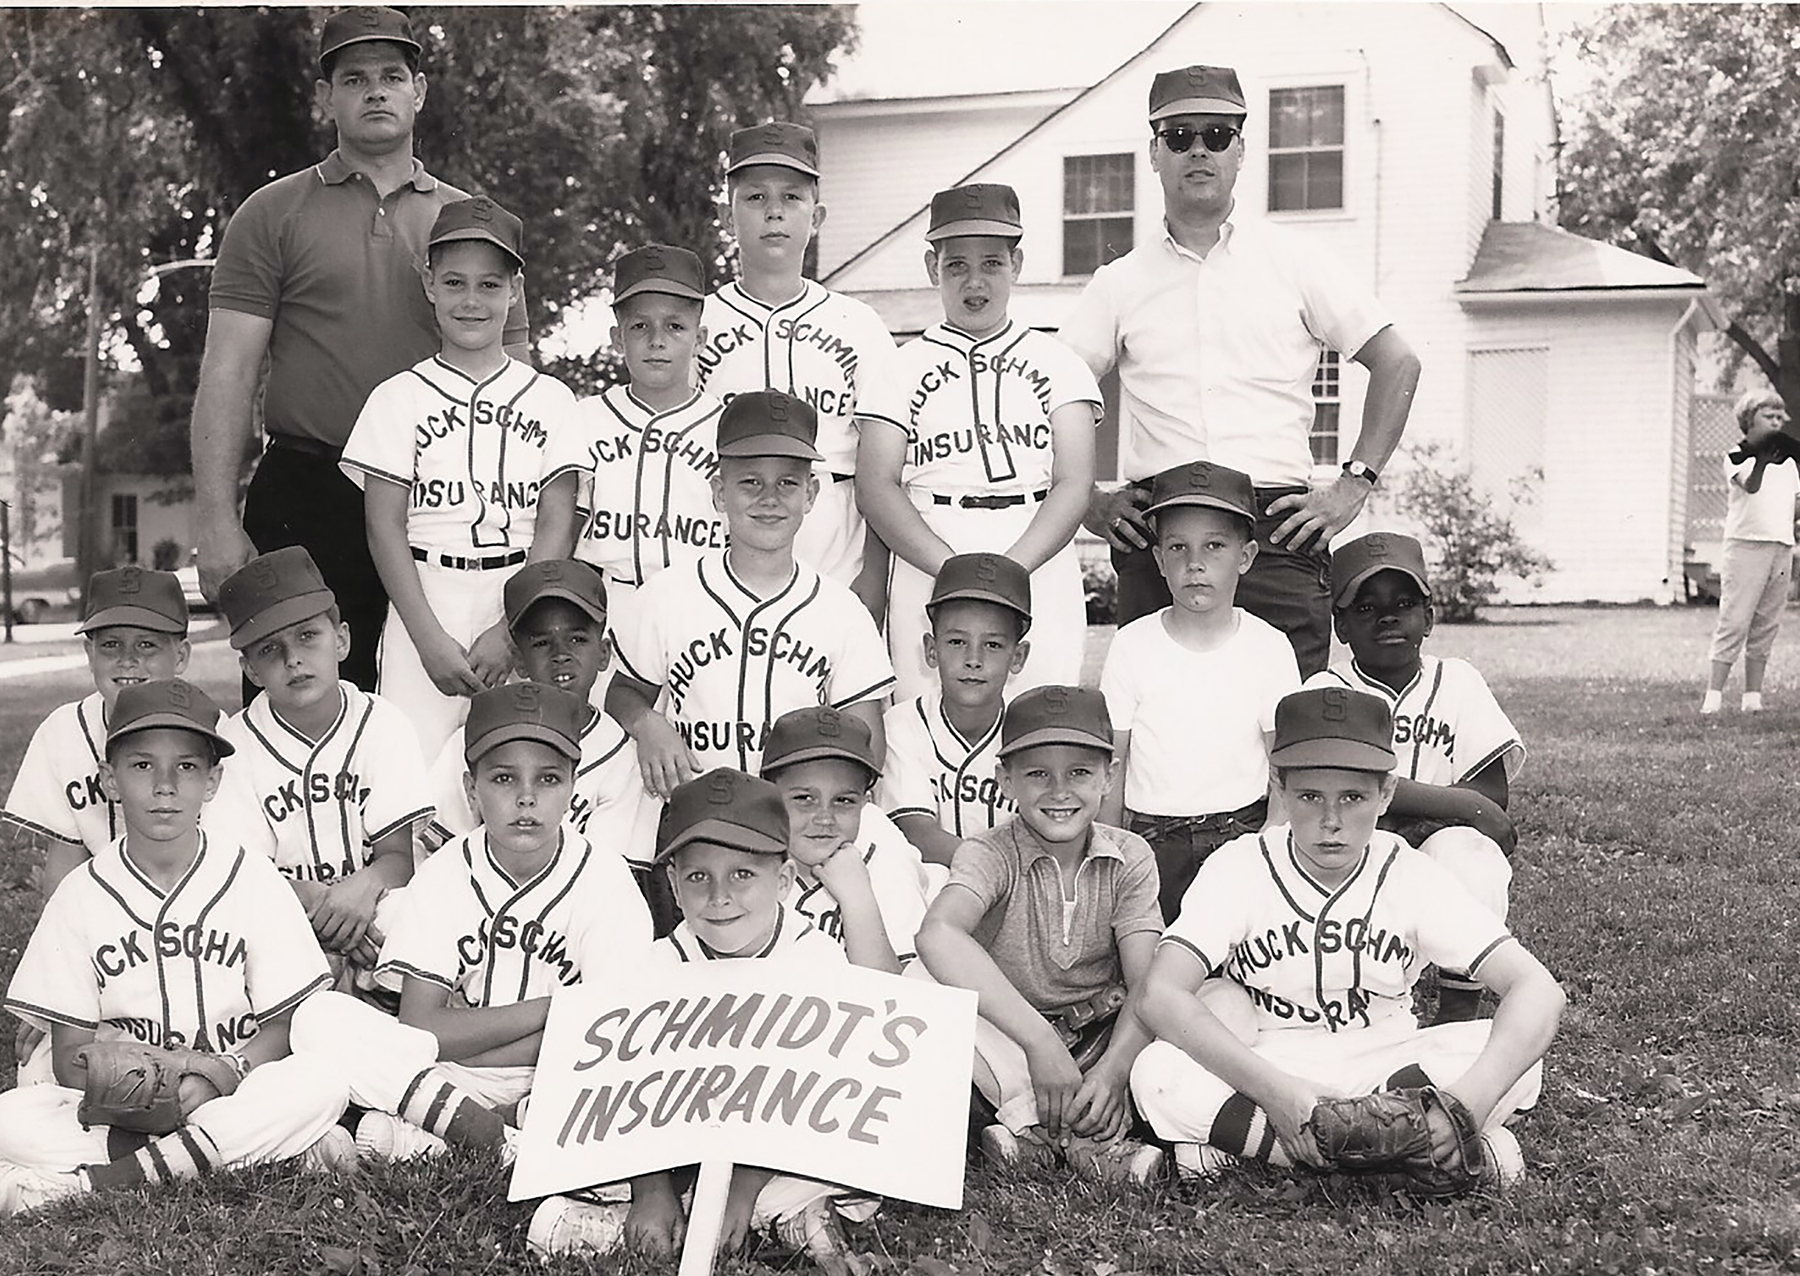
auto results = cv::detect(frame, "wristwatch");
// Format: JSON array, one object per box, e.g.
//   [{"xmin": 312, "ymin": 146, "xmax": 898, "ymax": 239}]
[{"xmin": 1341, "ymin": 460, "xmax": 1380, "ymax": 487}]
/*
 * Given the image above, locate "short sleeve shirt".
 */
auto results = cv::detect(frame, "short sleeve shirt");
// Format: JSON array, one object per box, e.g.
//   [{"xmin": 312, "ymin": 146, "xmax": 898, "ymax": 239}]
[
  {"xmin": 1161, "ymin": 827, "xmax": 1512, "ymax": 1035},
  {"xmin": 1305, "ymin": 656, "xmax": 1524, "ymax": 786},
  {"xmin": 209, "ymin": 151, "xmax": 529, "ymax": 446},
  {"xmin": 879, "ymin": 693, "xmax": 1016, "ymax": 837},
  {"xmin": 789, "ymin": 807, "xmax": 931, "ymax": 963},
  {"xmin": 1722, "ymin": 454, "xmax": 1800, "ymax": 544},
  {"xmin": 942, "ymin": 819, "xmax": 1163, "ymax": 1014}
]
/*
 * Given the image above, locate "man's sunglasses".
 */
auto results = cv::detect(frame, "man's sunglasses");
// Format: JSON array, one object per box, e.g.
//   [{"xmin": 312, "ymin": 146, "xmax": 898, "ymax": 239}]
[{"xmin": 1155, "ymin": 124, "xmax": 1241, "ymax": 154}]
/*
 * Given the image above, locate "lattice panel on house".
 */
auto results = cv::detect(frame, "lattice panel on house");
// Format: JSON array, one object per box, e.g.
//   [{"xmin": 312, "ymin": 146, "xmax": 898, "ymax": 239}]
[
  {"xmin": 1685, "ymin": 392, "xmax": 1737, "ymax": 549},
  {"xmin": 1466, "ymin": 347, "xmax": 1548, "ymax": 543}
]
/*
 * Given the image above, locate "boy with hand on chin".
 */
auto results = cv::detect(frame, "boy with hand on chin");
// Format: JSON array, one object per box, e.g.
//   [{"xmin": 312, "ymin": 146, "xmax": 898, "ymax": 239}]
[
  {"xmin": 1099, "ymin": 461, "xmax": 1300, "ymax": 923},
  {"xmin": 1130, "ymin": 688, "xmax": 1563, "ymax": 1189},
  {"xmin": 916, "ymin": 686, "xmax": 1165, "ymax": 1185},
  {"xmin": 530, "ymin": 769, "xmax": 874, "ymax": 1273}
]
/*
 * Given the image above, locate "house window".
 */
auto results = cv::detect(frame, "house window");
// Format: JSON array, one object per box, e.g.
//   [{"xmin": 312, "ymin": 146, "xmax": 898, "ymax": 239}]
[
  {"xmin": 1309, "ymin": 351, "xmax": 1341, "ymax": 465},
  {"xmin": 1491, "ymin": 110, "xmax": 1505, "ymax": 220},
  {"xmin": 110, "ymin": 492, "xmax": 139, "ymax": 564},
  {"xmin": 1269, "ymin": 86, "xmax": 1344, "ymax": 212},
  {"xmin": 1063, "ymin": 154, "xmax": 1133, "ymax": 277}
]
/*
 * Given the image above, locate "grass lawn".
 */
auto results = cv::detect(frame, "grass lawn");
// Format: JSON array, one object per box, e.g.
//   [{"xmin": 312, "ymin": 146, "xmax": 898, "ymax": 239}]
[{"xmin": 2, "ymin": 605, "xmax": 1798, "ymax": 1274}]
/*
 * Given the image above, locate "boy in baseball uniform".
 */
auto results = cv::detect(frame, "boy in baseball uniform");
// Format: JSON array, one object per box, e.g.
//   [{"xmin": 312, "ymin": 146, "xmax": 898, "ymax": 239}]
[
  {"xmin": 1305, "ymin": 532, "xmax": 1523, "ymax": 1025},
  {"xmin": 915, "ymin": 686, "xmax": 1165, "ymax": 1186},
  {"xmin": 423, "ymin": 559, "xmax": 659, "ymax": 899},
  {"xmin": 760, "ymin": 706, "xmax": 931, "ymax": 972},
  {"xmin": 534, "ymin": 245, "xmax": 725, "ymax": 651},
  {"xmin": 697, "ymin": 122, "xmax": 897, "ymax": 608},
  {"xmin": 879, "ymin": 553, "xmax": 1030, "ymax": 870},
  {"xmin": 857, "ymin": 183, "xmax": 1101, "ymax": 701},
  {"xmin": 213, "ymin": 546, "xmax": 430, "ymax": 993},
  {"xmin": 0, "ymin": 680, "xmax": 348, "ymax": 1214},
  {"xmin": 607, "ymin": 390, "xmax": 894, "ymax": 796},
  {"xmin": 1098, "ymin": 461, "xmax": 1301, "ymax": 923},
  {"xmin": 1130, "ymin": 687, "xmax": 1564, "ymax": 1187},
  {"xmin": 342, "ymin": 196, "xmax": 579, "ymax": 756},
  {"xmin": 530, "ymin": 768, "xmax": 874, "ymax": 1269}
]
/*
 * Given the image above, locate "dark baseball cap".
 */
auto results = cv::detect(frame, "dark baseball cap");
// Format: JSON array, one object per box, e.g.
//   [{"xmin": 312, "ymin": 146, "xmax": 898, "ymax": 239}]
[
  {"xmin": 218, "ymin": 547, "xmax": 337, "ymax": 651},
  {"xmin": 503, "ymin": 560, "xmax": 608, "ymax": 631},
  {"xmin": 760, "ymin": 707, "xmax": 879, "ymax": 782},
  {"xmin": 106, "ymin": 679, "xmax": 235, "ymax": 759},
  {"xmin": 927, "ymin": 552, "xmax": 1033, "ymax": 634},
  {"xmin": 716, "ymin": 390, "xmax": 823, "ymax": 462},
  {"xmin": 613, "ymin": 245, "xmax": 708, "ymax": 305},
  {"xmin": 1145, "ymin": 460, "xmax": 1257, "ymax": 522},
  {"xmin": 655, "ymin": 768, "xmax": 791, "ymax": 864},
  {"xmin": 1268, "ymin": 687, "xmax": 1396, "ymax": 772},
  {"xmin": 926, "ymin": 183, "xmax": 1024, "ymax": 243},
  {"xmin": 1331, "ymin": 533, "xmax": 1433, "ymax": 608},
  {"xmin": 1149, "ymin": 65, "xmax": 1247, "ymax": 121},
  {"xmin": 429, "ymin": 197, "xmax": 525, "ymax": 269},
  {"xmin": 318, "ymin": 7, "xmax": 421, "ymax": 69},
  {"xmin": 999, "ymin": 685, "xmax": 1114, "ymax": 758},
  {"xmin": 727, "ymin": 121, "xmax": 821, "ymax": 178},
  {"xmin": 78, "ymin": 567, "xmax": 188, "ymax": 636},
  {"xmin": 463, "ymin": 682, "xmax": 587, "ymax": 765}
]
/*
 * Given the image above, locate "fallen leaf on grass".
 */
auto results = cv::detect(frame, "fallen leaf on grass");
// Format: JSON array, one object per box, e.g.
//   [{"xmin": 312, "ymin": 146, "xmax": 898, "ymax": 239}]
[
  {"xmin": 967, "ymin": 1211, "xmax": 994, "ymax": 1253},
  {"xmin": 1093, "ymin": 1263, "xmax": 1118, "ymax": 1276},
  {"xmin": 319, "ymin": 1245, "xmax": 362, "ymax": 1276},
  {"xmin": 1667, "ymin": 1092, "xmax": 1710, "ymax": 1122}
]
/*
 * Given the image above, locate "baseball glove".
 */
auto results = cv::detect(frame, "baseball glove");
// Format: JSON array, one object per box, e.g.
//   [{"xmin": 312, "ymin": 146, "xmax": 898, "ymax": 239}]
[
  {"xmin": 72, "ymin": 1041, "xmax": 245, "ymax": 1135},
  {"xmin": 1306, "ymin": 1085, "xmax": 1488, "ymax": 1198}
]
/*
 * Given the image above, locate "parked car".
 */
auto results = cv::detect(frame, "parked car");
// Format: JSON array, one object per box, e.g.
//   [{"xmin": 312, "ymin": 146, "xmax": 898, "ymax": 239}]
[{"xmin": 3, "ymin": 557, "xmax": 82, "ymax": 624}]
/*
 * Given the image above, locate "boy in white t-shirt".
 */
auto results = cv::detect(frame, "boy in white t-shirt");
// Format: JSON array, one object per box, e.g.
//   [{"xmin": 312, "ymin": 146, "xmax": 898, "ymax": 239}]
[{"xmin": 1099, "ymin": 461, "xmax": 1299, "ymax": 922}]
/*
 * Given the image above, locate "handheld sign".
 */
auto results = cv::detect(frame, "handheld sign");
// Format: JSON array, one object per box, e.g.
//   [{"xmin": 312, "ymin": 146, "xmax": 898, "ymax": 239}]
[{"xmin": 508, "ymin": 960, "xmax": 978, "ymax": 1210}]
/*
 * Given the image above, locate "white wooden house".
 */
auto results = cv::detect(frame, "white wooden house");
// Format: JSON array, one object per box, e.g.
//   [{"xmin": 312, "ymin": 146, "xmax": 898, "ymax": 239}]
[{"xmin": 808, "ymin": 2, "xmax": 1721, "ymax": 603}]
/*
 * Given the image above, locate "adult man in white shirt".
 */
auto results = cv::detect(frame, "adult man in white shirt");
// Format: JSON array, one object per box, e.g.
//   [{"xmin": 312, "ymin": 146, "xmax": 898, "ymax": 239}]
[{"xmin": 1060, "ymin": 64, "xmax": 1421, "ymax": 676}]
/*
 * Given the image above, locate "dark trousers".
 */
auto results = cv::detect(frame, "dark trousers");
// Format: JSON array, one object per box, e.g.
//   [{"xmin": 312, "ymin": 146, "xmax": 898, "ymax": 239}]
[
  {"xmin": 1131, "ymin": 799, "xmax": 1269, "ymax": 924},
  {"xmin": 1113, "ymin": 483, "xmax": 1333, "ymax": 678},
  {"xmin": 240, "ymin": 443, "xmax": 389, "ymax": 700}
]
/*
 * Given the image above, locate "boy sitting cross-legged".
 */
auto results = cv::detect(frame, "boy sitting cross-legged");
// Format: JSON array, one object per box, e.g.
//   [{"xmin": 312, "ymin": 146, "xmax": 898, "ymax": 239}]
[
  {"xmin": 0, "ymin": 680, "xmax": 348, "ymax": 1214},
  {"xmin": 1130, "ymin": 687, "xmax": 1564, "ymax": 1189},
  {"xmin": 1305, "ymin": 532, "xmax": 1524, "ymax": 1024},
  {"xmin": 915, "ymin": 686, "xmax": 1165, "ymax": 1185},
  {"xmin": 529, "ymin": 769, "xmax": 875, "ymax": 1273}
]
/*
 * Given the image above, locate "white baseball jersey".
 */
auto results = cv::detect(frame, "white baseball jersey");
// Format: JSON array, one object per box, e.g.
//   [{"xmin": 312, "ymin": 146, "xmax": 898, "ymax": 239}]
[
  {"xmin": 426, "ymin": 706, "xmax": 659, "ymax": 874},
  {"xmin": 613, "ymin": 552, "xmax": 895, "ymax": 774},
  {"xmin": 857, "ymin": 320, "xmax": 1101, "ymax": 499},
  {"xmin": 378, "ymin": 828, "xmax": 651, "ymax": 1007},
  {"xmin": 4, "ymin": 832, "xmax": 331, "ymax": 1051},
  {"xmin": 696, "ymin": 281, "xmax": 894, "ymax": 477},
  {"xmin": 1161, "ymin": 828, "xmax": 1512, "ymax": 1036},
  {"xmin": 1304, "ymin": 656, "xmax": 1525, "ymax": 786},
  {"xmin": 879, "ymin": 693, "xmax": 1015, "ymax": 838},
  {"xmin": 216, "ymin": 682, "xmax": 432, "ymax": 884},
  {"xmin": 341, "ymin": 355, "xmax": 578, "ymax": 555},
  {"xmin": 789, "ymin": 807, "xmax": 931, "ymax": 963},
  {"xmin": 1102, "ymin": 609, "xmax": 1300, "ymax": 816},
  {"xmin": 654, "ymin": 903, "xmax": 845, "ymax": 968},
  {"xmin": 540, "ymin": 385, "xmax": 727, "ymax": 589}
]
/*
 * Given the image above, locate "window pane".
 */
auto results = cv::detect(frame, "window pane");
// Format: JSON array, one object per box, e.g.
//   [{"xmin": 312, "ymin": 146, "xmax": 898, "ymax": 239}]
[
  {"xmin": 1270, "ymin": 90, "xmax": 1313, "ymax": 148},
  {"xmin": 1064, "ymin": 154, "xmax": 1132, "ymax": 215},
  {"xmin": 1311, "ymin": 154, "xmax": 1343, "ymax": 209},
  {"xmin": 1269, "ymin": 154, "xmax": 1308, "ymax": 211}
]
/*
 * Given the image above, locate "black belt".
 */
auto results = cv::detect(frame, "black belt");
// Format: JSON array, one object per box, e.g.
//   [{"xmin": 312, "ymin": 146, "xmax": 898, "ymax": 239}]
[
  {"xmin": 411, "ymin": 547, "xmax": 528, "ymax": 571},
  {"xmin": 1131, "ymin": 798, "xmax": 1268, "ymax": 838},
  {"xmin": 1126, "ymin": 478, "xmax": 1308, "ymax": 505},
  {"xmin": 930, "ymin": 490, "xmax": 1049, "ymax": 510},
  {"xmin": 266, "ymin": 434, "xmax": 344, "ymax": 462}
]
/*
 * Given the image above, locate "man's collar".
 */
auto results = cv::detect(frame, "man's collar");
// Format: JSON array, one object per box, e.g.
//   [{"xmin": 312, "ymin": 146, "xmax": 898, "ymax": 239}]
[
  {"xmin": 1160, "ymin": 210, "xmax": 1239, "ymax": 261},
  {"xmin": 318, "ymin": 150, "xmax": 436, "ymax": 191}
]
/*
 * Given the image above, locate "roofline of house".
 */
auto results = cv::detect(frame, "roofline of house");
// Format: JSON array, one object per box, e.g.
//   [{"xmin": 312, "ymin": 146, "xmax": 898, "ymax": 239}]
[
  {"xmin": 1456, "ymin": 284, "xmax": 1725, "ymax": 322},
  {"xmin": 810, "ymin": 87, "xmax": 1080, "ymax": 117},
  {"xmin": 1440, "ymin": 4, "xmax": 1516, "ymax": 71}
]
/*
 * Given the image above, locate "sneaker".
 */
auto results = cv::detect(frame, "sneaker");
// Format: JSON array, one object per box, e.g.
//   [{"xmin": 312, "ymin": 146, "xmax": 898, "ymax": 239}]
[
  {"xmin": 0, "ymin": 1162, "xmax": 84, "ymax": 1216},
  {"xmin": 298, "ymin": 1125, "xmax": 359, "ymax": 1174},
  {"xmin": 1701, "ymin": 689, "xmax": 1724, "ymax": 715},
  {"xmin": 1172, "ymin": 1141, "xmax": 1240, "ymax": 1183},
  {"xmin": 1478, "ymin": 1124, "xmax": 1526, "ymax": 1190},
  {"xmin": 1742, "ymin": 691, "xmax": 1765, "ymax": 713},
  {"xmin": 979, "ymin": 1123, "xmax": 1057, "ymax": 1170},
  {"xmin": 354, "ymin": 1111, "xmax": 448, "ymax": 1162},
  {"xmin": 527, "ymin": 1195, "xmax": 626, "ymax": 1257},
  {"xmin": 1063, "ymin": 1133, "xmax": 1165, "ymax": 1186},
  {"xmin": 768, "ymin": 1199, "xmax": 868, "ymax": 1275}
]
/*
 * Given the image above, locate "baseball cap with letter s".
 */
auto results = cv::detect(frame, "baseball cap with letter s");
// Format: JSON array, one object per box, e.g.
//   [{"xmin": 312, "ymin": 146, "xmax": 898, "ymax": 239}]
[
  {"xmin": 1268, "ymin": 687, "xmax": 1396, "ymax": 772},
  {"xmin": 429, "ymin": 197, "xmax": 525, "ymax": 270},
  {"xmin": 463, "ymin": 682, "xmax": 588, "ymax": 765},
  {"xmin": 655, "ymin": 768, "xmax": 791, "ymax": 865},
  {"xmin": 999, "ymin": 685, "xmax": 1114, "ymax": 758},
  {"xmin": 613, "ymin": 245, "xmax": 708, "ymax": 305},
  {"xmin": 1330, "ymin": 532, "xmax": 1433, "ymax": 608},
  {"xmin": 503, "ymin": 559, "xmax": 608, "ymax": 631},
  {"xmin": 217, "ymin": 547, "xmax": 337, "ymax": 651},
  {"xmin": 78, "ymin": 566, "xmax": 188, "ymax": 636},
  {"xmin": 317, "ymin": 6, "xmax": 421, "ymax": 69},
  {"xmin": 105, "ymin": 678, "xmax": 236, "ymax": 758},
  {"xmin": 926, "ymin": 184, "xmax": 1024, "ymax": 244},
  {"xmin": 1149, "ymin": 64, "xmax": 1248, "ymax": 121},
  {"xmin": 715, "ymin": 389, "xmax": 823, "ymax": 462},
  {"xmin": 727, "ymin": 122, "xmax": 820, "ymax": 178},
  {"xmin": 927, "ymin": 552, "xmax": 1033, "ymax": 633},
  {"xmin": 1144, "ymin": 459, "xmax": 1257, "ymax": 523},
  {"xmin": 759, "ymin": 706, "xmax": 880, "ymax": 784}
]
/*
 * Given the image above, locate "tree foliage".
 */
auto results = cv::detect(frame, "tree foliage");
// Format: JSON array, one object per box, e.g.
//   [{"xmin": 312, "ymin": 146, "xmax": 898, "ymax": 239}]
[
  {"xmin": 1559, "ymin": 4, "xmax": 1800, "ymax": 380},
  {"xmin": 0, "ymin": 5, "xmax": 858, "ymax": 472},
  {"xmin": 1395, "ymin": 442, "xmax": 1551, "ymax": 623}
]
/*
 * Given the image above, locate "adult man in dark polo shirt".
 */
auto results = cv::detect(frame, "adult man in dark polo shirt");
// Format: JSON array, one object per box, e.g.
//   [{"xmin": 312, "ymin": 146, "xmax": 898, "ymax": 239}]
[
  {"xmin": 1061, "ymin": 65, "xmax": 1420, "ymax": 678},
  {"xmin": 192, "ymin": 6, "xmax": 528, "ymax": 693}
]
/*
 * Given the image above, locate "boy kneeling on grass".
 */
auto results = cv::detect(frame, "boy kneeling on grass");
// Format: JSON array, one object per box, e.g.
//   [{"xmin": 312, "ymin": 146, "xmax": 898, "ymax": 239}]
[
  {"xmin": 1130, "ymin": 687, "xmax": 1564, "ymax": 1190},
  {"xmin": 915, "ymin": 685, "xmax": 1165, "ymax": 1185}
]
